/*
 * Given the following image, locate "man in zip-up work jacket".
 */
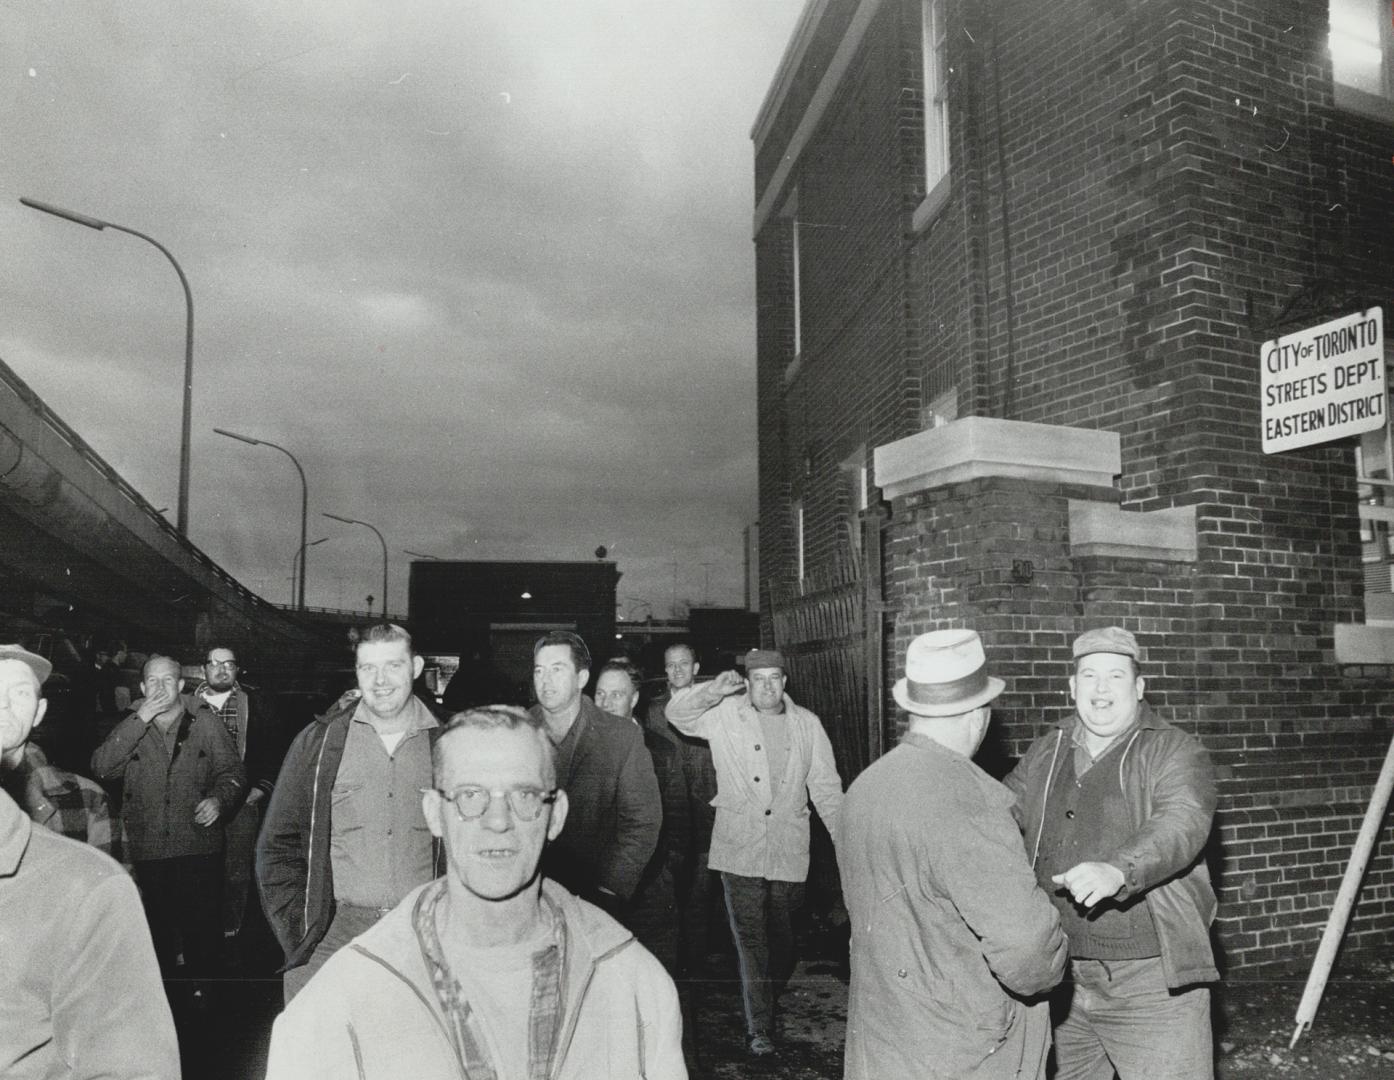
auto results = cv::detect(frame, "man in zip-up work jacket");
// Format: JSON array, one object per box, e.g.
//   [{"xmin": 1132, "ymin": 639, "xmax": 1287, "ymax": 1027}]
[
  {"xmin": 666, "ymin": 647, "xmax": 844, "ymax": 1058},
  {"xmin": 1003, "ymin": 626, "xmax": 1218, "ymax": 1080},
  {"xmin": 91, "ymin": 653, "xmax": 246, "ymax": 979},
  {"xmin": 264, "ymin": 705, "xmax": 685, "ymax": 1080},
  {"xmin": 257, "ymin": 623, "xmax": 442, "ymax": 1002}
]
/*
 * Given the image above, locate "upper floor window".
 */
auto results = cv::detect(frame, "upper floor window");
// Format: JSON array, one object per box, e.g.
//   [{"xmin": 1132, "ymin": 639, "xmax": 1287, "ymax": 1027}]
[
  {"xmin": 922, "ymin": 0, "xmax": 950, "ymax": 188},
  {"xmin": 793, "ymin": 499, "xmax": 806, "ymax": 580},
  {"xmin": 1331, "ymin": 0, "xmax": 1394, "ymax": 120}
]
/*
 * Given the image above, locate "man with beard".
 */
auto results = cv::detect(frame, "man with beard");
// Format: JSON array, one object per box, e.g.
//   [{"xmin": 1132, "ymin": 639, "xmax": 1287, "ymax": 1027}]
[
  {"xmin": 192, "ymin": 645, "xmax": 281, "ymax": 953},
  {"xmin": 258, "ymin": 623, "xmax": 441, "ymax": 1000}
]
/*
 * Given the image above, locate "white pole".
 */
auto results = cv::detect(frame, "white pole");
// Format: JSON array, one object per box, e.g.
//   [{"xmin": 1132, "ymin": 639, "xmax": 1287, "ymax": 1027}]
[{"xmin": 1289, "ymin": 729, "xmax": 1394, "ymax": 1048}]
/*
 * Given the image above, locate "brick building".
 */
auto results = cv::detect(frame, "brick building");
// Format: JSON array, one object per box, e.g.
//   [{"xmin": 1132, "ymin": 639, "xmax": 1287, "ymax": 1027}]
[{"xmin": 753, "ymin": 0, "xmax": 1394, "ymax": 967}]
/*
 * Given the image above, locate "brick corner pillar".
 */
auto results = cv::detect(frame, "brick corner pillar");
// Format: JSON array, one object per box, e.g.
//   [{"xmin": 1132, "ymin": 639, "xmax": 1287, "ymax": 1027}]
[{"xmin": 872, "ymin": 417, "xmax": 1121, "ymax": 746}]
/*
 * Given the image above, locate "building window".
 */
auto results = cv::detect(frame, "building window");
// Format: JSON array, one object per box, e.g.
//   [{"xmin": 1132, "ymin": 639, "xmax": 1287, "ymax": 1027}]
[
  {"xmin": 792, "ymin": 215, "xmax": 803, "ymax": 358},
  {"xmin": 781, "ymin": 191, "xmax": 803, "ymax": 385},
  {"xmin": 922, "ymin": 387, "xmax": 958, "ymax": 430},
  {"xmin": 1357, "ymin": 392, "xmax": 1394, "ymax": 624},
  {"xmin": 922, "ymin": 0, "xmax": 950, "ymax": 188},
  {"xmin": 1330, "ymin": 0, "xmax": 1394, "ymax": 119},
  {"xmin": 793, "ymin": 499, "xmax": 805, "ymax": 580}
]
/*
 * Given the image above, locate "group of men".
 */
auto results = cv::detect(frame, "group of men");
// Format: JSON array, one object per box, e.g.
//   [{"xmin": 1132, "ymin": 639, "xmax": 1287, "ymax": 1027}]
[
  {"xmin": 841, "ymin": 626, "xmax": 1217, "ymax": 1079},
  {"xmin": 1, "ymin": 616, "xmax": 1217, "ymax": 1080}
]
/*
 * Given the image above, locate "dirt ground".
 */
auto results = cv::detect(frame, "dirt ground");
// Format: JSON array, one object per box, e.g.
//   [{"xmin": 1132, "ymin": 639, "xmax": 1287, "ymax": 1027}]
[{"xmin": 688, "ymin": 934, "xmax": 1394, "ymax": 1080}]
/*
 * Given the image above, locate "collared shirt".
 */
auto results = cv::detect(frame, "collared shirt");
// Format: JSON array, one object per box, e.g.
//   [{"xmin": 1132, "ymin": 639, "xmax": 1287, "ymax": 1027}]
[
  {"xmin": 329, "ymin": 697, "xmax": 437, "ymax": 909},
  {"xmin": 196, "ymin": 681, "xmax": 240, "ymax": 745},
  {"xmin": 1, "ymin": 744, "xmax": 113, "ymax": 856},
  {"xmin": 413, "ymin": 879, "xmax": 564, "ymax": 1080},
  {"xmin": 1070, "ymin": 717, "xmax": 1138, "ymax": 777}
]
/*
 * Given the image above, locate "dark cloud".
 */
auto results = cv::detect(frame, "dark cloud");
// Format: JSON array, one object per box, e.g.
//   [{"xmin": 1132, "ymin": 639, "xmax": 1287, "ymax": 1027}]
[{"xmin": 1, "ymin": 1, "xmax": 799, "ymax": 614}]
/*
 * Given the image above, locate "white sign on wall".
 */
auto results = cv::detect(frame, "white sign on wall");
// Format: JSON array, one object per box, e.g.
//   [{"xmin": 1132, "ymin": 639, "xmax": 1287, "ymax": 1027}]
[{"xmin": 1261, "ymin": 307, "xmax": 1386, "ymax": 454}]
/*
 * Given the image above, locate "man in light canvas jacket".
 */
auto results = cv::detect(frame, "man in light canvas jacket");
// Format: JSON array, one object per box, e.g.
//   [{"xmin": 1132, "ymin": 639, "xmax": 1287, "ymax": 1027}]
[
  {"xmin": 264, "ymin": 706, "xmax": 684, "ymax": 1080},
  {"xmin": 665, "ymin": 647, "xmax": 843, "ymax": 1057}
]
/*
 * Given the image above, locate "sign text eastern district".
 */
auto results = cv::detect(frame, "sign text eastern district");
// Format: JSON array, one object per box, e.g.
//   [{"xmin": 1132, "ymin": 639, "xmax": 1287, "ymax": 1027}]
[{"xmin": 1261, "ymin": 307, "xmax": 1385, "ymax": 454}]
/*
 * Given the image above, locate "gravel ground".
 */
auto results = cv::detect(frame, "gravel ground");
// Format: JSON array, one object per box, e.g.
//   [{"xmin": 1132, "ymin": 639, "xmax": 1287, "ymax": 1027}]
[{"xmin": 687, "ymin": 938, "xmax": 1394, "ymax": 1080}]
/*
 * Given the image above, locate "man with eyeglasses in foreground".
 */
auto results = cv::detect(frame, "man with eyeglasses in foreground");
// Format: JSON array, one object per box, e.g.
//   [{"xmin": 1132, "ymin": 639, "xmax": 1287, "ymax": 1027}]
[{"xmin": 265, "ymin": 706, "xmax": 686, "ymax": 1080}]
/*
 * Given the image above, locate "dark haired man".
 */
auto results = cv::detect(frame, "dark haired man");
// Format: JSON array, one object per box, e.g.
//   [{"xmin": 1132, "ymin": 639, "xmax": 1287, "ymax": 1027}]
[
  {"xmin": 192, "ymin": 645, "xmax": 282, "ymax": 953},
  {"xmin": 1004, "ymin": 626, "xmax": 1218, "ymax": 1080},
  {"xmin": 528, "ymin": 631, "xmax": 660, "ymax": 913},
  {"xmin": 258, "ymin": 623, "xmax": 441, "ymax": 1000},
  {"xmin": 265, "ymin": 706, "xmax": 685, "ymax": 1080}
]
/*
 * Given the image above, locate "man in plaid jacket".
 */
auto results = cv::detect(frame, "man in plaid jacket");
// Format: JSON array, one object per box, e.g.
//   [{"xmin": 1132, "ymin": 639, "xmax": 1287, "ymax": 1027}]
[{"xmin": 0, "ymin": 642, "xmax": 113, "ymax": 856}]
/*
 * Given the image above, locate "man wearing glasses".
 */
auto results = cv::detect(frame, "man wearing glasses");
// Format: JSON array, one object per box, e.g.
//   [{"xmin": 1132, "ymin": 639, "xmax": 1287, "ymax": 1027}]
[
  {"xmin": 265, "ymin": 706, "xmax": 685, "ymax": 1080},
  {"xmin": 192, "ymin": 646, "xmax": 281, "ymax": 959}
]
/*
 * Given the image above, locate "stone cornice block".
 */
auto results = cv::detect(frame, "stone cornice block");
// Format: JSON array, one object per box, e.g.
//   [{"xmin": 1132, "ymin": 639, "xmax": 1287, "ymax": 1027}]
[
  {"xmin": 1068, "ymin": 500, "xmax": 1198, "ymax": 562},
  {"xmin": 873, "ymin": 418, "xmax": 1121, "ymax": 501}
]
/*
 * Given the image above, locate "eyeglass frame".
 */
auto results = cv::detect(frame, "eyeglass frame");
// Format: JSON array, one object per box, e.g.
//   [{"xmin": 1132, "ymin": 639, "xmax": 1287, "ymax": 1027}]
[{"xmin": 423, "ymin": 785, "xmax": 560, "ymax": 823}]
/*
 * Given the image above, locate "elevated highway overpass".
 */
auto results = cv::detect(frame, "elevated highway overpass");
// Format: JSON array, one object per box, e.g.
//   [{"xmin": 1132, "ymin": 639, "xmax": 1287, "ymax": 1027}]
[{"xmin": 0, "ymin": 354, "xmax": 348, "ymax": 678}]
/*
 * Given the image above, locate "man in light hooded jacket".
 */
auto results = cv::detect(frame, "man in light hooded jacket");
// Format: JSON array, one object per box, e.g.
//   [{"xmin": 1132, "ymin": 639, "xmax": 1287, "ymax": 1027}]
[{"xmin": 265, "ymin": 705, "xmax": 684, "ymax": 1080}]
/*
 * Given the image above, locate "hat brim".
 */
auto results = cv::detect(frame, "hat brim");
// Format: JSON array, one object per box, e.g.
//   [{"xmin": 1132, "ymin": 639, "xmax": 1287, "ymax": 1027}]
[{"xmin": 892, "ymin": 675, "xmax": 1004, "ymax": 717}]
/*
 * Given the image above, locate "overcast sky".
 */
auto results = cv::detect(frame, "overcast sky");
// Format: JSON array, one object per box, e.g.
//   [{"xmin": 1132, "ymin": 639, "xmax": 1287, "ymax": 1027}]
[{"xmin": 0, "ymin": 0, "xmax": 803, "ymax": 620}]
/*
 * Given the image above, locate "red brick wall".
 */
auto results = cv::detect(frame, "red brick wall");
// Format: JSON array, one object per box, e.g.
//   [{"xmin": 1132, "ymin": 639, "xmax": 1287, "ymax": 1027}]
[{"xmin": 754, "ymin": 0, "xmax": 1394, "ymax": 967}]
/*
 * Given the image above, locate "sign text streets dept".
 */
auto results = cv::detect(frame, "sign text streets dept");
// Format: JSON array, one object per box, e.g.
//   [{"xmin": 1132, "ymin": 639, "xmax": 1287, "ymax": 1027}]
[{"xmin": 1261, "ymin": 308, "xmax": 1386, "ymax": 454}]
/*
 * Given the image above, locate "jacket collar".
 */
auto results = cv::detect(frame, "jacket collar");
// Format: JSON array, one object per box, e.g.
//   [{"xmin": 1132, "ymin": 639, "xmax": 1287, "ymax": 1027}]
[{"xmin": 0, "ymin": 787, "xmax": 32, "ymax": 877}]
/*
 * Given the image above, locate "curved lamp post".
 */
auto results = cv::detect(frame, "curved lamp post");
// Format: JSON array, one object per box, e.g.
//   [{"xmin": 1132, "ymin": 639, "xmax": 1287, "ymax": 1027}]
[
  {"xmin": 21, "ymin": 196, "xmax": 195, "ymax": 536},
  {"xmin": 290, "ymin": 537, "xmax": 329, "ymax": 606},
  {"xmin": 214, "ymin": 427, "xmax": 309, "ymax": 610},
  {"xmin": 325, "ymin": 512, "xmax": 388, "ymax": 617}
]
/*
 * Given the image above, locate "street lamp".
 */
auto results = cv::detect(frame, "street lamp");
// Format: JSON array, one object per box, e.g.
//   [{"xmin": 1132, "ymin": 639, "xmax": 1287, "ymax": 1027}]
[
  {"xmin": 324, "ymin": 512, "xmax": 388, "ymax": 617},
  {"xmin": 214, "ymin": 427, "xmax": 309, "ymax": 611},
  {"xmin": 290, "ymin": 537, "xmax": 330, "ymax": 605},
  {"xmin": 21, "ymin": 196, "xmax": 195, "ymax": 536}
]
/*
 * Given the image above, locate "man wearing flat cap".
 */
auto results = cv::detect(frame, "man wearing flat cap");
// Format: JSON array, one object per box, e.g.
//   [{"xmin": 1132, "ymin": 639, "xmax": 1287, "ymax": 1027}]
[
  {"xmin": 0, "ymin": 644, "xmax": 179, "ymax": 1079},
  {"xmin": 1004, "ymin": 626, "xmax": 1218, "ymax": 1080},
  {"xmin": 840, "ymin": 629, "xmax": 1066, "ymax": 1080},
  {"xmin": 666, "ymin": 647, "xmax": 844, "ymax": 1057},
  {"xmin": 0, "ymin": 643, "xmax": 112, "ymax": 854}
]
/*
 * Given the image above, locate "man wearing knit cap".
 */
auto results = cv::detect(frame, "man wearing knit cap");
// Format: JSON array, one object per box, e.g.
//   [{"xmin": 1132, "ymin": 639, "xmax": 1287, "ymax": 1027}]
[
  {"xmin": 1004, "ymin": 626, "xmax": 1218, "ymax": 1080},
  {"xmin": 840, "ymin": 629, "xmax": 1066, "ymax": 1080},
  {"xmin": 666, "ymin": 647, "xmax": 844, "ymax": 1058}
]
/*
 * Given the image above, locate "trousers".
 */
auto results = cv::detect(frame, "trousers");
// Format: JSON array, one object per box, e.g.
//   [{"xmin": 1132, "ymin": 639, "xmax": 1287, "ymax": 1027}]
[
  {"xmin": 1055, "ymin": 957, "xmax": 1213, "ymax": 1080},
  {"xmin": 721, "ymin": 871, "xmax": 804, "ymax": 1038}
]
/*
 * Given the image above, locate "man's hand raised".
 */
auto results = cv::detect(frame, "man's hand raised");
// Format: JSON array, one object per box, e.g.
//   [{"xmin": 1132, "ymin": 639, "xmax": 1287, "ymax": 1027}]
[{"xmin": 708, "ymin": 670, "xmax": 747, "ymax": 697}]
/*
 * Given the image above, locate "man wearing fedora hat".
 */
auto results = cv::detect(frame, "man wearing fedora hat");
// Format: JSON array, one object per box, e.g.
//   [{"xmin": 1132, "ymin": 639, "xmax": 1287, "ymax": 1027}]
[
  {"xmin": 1004, "ymin": 626, "xmax": 1217, "ymax": 1080},
  {"xmin": 840, "ymin": 629, "xmax": 1066, "ymax": 1080},
  {"xmin": 666, "ymin": 647, "xmax": 844, "ymax": 1057}
]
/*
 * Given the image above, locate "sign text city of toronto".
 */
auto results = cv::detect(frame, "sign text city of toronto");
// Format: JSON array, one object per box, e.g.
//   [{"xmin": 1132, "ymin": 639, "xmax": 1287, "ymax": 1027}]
[{"xmin": 1261, "ymin": 308, "xmax": 1386, "ymax": 454}]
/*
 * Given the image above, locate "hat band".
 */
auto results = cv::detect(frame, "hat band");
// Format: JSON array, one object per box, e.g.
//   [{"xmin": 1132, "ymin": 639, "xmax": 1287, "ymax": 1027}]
[{"xmin": 905, "ymin": 667, "xmax": 988, "ymax": 705}]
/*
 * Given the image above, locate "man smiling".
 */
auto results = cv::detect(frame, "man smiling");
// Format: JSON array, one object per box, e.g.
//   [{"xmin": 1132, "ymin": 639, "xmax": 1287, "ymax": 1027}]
[
  {"xmin": 258, "ymin": 623, "xmax": 441, "ymax": 1001},
  {"xmin": 265, "ymin": 706, "xmax": 684, "ymax": 1080},
  {"xmin": 1004, "ymin": 626, "xmax": 1218, "ymax": 1080}
]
